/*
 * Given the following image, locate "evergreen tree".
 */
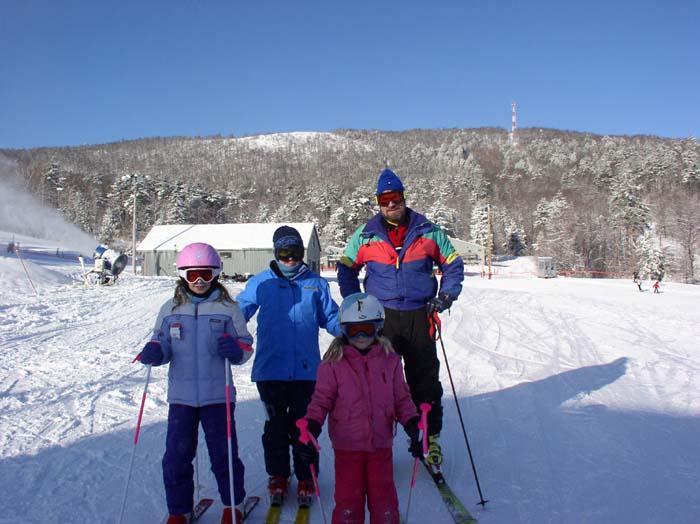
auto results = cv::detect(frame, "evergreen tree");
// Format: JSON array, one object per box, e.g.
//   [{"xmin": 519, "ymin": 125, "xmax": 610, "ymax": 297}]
[{"xmin": 470, "ymin": 204, "xmax": 491, "ymax": 253}]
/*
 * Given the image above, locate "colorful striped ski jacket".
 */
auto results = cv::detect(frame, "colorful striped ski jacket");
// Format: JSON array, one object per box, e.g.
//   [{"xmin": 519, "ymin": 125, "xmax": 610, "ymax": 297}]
[{"xmin": 337, "ymin": 209, "xmax": 464, "ymax": 310}]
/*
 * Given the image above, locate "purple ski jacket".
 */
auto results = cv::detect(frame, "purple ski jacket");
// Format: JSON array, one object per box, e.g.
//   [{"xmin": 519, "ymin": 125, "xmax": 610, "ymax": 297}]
[{"xmin": 305, "ymin": 342, "xmax": 418, "ymax": 452}]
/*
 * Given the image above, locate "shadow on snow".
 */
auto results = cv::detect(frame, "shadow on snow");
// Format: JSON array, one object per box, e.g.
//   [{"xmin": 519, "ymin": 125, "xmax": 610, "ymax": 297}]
[{"xmin": 3, "ymin": 358, "xmax": 700, "ymax": 523}]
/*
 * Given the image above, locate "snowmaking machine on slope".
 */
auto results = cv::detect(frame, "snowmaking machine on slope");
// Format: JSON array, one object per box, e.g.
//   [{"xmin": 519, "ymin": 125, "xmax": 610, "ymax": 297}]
[{"xmin": 79, "ymin": 245, "xmax": 128, "ymax": 285}]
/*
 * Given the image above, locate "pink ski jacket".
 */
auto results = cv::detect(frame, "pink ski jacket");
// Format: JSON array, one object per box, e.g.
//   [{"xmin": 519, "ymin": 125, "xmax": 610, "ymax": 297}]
[{"xmin": 305, "ymin": 343, "xmax": 418, "ymax": 452}]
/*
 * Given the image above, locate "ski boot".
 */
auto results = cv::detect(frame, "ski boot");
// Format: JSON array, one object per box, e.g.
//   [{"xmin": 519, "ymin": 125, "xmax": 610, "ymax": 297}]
[
  {"xmin": 297, "ymin": 479, "xmax": 315, "ymax": 508},
  {"xmin": 268, "ymin": 476, "xmax": 288, "ymax": 506},
  {"xmin": 426, "ymin": 434, "xmax": 443, "ymax": 472}
]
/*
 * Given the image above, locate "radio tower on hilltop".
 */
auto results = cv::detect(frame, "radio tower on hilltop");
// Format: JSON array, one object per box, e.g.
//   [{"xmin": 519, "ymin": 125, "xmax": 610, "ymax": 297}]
[{"xmin": 510, "ymin": 101, "xmax": 517, "ymax": 144}]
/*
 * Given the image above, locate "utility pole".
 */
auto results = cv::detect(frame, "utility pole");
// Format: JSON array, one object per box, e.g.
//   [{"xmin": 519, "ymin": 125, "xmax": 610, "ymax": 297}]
[
  {"xmin": 131, "ymin": 174, "xmax": 138, "ymax": 275},
  {"xmin": 487, "ymin": 203, "xmax": 493, "ymax": 279}
]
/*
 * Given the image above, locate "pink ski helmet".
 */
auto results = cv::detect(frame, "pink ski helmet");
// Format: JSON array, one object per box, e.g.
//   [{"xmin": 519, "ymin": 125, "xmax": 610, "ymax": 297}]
[{"xmin": 176, "ymin": 242, "xmax": 222, "ymax": 269}]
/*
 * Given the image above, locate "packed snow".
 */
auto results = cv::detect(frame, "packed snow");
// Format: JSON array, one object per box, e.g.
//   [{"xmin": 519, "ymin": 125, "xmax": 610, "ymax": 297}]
[{"xmin": 2, "ymin": 231, "xmax": 700, "ymax": 524}]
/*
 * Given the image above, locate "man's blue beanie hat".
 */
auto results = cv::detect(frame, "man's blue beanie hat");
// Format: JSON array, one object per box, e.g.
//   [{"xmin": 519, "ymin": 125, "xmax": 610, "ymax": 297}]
[
  {"xmin": 376, "ymin": 169, "xmax": 405, "ymax": 195},
  {"xmin": 273, "ymin": 225, "xmax": 304, "ymax": 249}
]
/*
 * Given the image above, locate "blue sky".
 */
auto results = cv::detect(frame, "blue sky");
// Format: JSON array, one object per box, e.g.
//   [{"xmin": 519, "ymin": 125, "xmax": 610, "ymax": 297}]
[{"xmin": 1, "ymin": 0, "xmax": 698, "ymax": 149}]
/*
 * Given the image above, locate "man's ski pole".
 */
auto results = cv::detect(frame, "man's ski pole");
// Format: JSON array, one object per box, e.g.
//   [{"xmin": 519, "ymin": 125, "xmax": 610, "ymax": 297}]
[
  {"xmin": 225, "ymin": 358, "xmax": 237, "ymax": 513},
  {"xmin": 405, "ymin": 402, "xmax": 431, "ymax": 523},
  {"xmin": 430, "ymin": 311, "xmax": 488, "ymax": 507},
  {"xmin": 119, "ymin": 357, "xmax": 152, "ymax": 524},
  {"xmin": 296, "ymin": 418, "xmax": 328, "ymax": 524}
]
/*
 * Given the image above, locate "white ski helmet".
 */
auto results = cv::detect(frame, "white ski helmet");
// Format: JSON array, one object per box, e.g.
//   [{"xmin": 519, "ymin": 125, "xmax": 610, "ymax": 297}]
[{"xmin": 339, "ymin": 293, "xmax": 385, "ymax": 325}]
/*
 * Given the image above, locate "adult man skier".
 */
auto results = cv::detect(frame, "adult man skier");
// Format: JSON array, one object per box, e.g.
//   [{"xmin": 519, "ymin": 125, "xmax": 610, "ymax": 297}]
[{"xmin": 336, "ymin": 168, "xmax": 464, "ymax": 469}]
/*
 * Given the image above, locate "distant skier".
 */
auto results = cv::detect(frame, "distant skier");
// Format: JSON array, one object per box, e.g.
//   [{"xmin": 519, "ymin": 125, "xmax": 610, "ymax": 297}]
[
  {"xmin": 298, "ymin": 293, "xmax": 421, "ymax": 524},
  {"xmin": 139, "ymin": 242, "xmax": 254, "ymax": 524},
  {"xmin": 653, "ymin": 280, "xmax": 660, "ymax": 293},
  {"xmin": 633, "ymin": 272, "xmax": 643, "ymax": 292}
]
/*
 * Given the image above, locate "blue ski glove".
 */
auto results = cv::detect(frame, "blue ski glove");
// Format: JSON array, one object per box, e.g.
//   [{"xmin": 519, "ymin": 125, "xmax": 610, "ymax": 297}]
[
  {"xmin": 426, "ymin": 293, "xmax": 453, "ymax": 314},
  {"xmin": 217, "ymin": 334, "xmax": 244, "ymax": 363},
  {"xmin": 140, "ymin": 341, "xmax": 164, "ymax": 366}
]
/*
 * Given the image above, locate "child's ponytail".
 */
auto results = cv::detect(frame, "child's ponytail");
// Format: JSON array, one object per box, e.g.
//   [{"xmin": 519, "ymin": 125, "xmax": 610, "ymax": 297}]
[{"xmin": 322, "ymin": 337, "xmax": 345, "ymax": 362}]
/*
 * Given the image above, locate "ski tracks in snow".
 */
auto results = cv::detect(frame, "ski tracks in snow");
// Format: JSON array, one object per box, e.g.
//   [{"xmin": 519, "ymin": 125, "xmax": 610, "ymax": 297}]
[{"xmin": 0, "ymin": 276, "xmax": 174, "ymax": 457}]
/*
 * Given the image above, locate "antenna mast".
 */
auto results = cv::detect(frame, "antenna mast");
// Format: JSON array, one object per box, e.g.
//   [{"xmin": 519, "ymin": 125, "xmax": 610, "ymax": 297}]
[{"xmin": 510, "ymin": 101, "xmax": 517, "ymax": 144}]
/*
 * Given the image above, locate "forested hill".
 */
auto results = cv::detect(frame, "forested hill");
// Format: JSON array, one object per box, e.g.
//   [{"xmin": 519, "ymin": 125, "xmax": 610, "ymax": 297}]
[{"xmin": 2, "ymin": 128, "xmax": 699, "ymax": 282}]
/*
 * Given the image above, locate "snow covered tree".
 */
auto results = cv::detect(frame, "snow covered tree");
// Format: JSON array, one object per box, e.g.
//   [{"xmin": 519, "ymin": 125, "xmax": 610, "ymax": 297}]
[
  {"xmin": 631, "ymin": 230, "xmax": 663, "ymax": 278},
  {"xmin": 99, "ymin": 207, "xmax": 121, "ymax": 242},
  {"xmin": 667, "ymin": 192, "xmax": 700, "ymax": 283},
  {"xmin": 426, "ymin": 201, "xmax": 457, "ymax": 237},
  {"xmin": 532, "ymin": 192, "xmax": 570, "ymax": 261},
  {"xmin": 470, "ymin": 204, "xmax": 491, "ymax": 252},
  {"xmin": 502, "ymin": 216, "xmax": 528, "ymax": 256},
  {"xmin": 163, "ymin": 182, "xmax": 188, "ymax": 224},
  {"xmin": 681, "ymin": 145, "xmax": 699, "ymax": 188},
  {"xmin": 608, "ymin": 170, "xmax": 652, "ymax": 268},
  {"xmin": 42, "ymin": 162, "xmax": 65, "ymax": 208},
  {"xmin": 324, "ymin": 207, "xmax": 351, "ymax": 246}
]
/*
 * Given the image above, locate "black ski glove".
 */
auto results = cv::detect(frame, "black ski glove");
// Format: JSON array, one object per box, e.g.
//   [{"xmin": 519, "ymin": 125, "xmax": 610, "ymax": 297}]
[
  {"xmin": 404, "ymin": 417, "xmax": 423, "ymax": 458},
  {"xmin": 296, "ymin": 440, "xmax": 319, "ymax": 466},
  {"xmin": 426, "ymin": 293, "xmax": 453, "ymax": 314},
  {"xmin": 296, "ymin": 418, "xmax": 322, "ymax": 465},
  {"xmin": 302, "ymin": 418, "xmax": 322, "ymax": 438}
]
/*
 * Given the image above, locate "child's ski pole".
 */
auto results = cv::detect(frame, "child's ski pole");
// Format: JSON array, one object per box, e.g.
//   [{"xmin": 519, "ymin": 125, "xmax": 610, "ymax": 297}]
[
  {"xmin": 296, "ymin": 418, "xmax": 328, "ymax": 524},
  {"xmin": 405, "ymin": 403, "xmax": 431, "ymax": 523},
  {"xmin": 225, "ymin": 358, "xmax": 237, "ymax": 512},
  {"xmin": 119, "ymin": 355, "xmax": 152, "ymax": 524}
]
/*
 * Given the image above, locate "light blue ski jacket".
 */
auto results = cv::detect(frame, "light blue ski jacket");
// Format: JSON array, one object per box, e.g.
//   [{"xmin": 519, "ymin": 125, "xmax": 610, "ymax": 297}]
[{"xmin": 150, "ymin": 288, "xmax": 253, "ymax": 407}]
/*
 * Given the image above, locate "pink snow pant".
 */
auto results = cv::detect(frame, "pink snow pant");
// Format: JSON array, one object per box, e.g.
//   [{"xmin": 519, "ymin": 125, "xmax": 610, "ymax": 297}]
[{"xmin": 332, "ymin": 448, "xmax": 400, "ymax": 524}]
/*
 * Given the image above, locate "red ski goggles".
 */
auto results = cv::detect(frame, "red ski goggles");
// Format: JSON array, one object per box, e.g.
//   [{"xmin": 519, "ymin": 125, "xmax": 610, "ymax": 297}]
[
  {"xmin": 178, "ymin": 267, "xmax": 221, "ymax": 283},
  {"xmin": 377, "ymin": 191, "xmax": 405, "ymax": 207},
  {"xmin": 342, "ymin": 321, "xmax": 382, "ymax": 339}
]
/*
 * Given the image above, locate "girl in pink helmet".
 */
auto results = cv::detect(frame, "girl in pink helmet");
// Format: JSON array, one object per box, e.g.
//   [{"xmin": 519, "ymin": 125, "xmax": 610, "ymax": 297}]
[{"xmin": 138, "ymin": 242, "xmax": 254, "ymax": 524}]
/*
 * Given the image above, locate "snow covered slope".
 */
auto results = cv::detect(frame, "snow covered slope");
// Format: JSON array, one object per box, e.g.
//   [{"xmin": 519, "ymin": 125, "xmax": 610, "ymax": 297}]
[{"xmin": 1, "ymin": 239, "xmax": 699, "ymax": 524}]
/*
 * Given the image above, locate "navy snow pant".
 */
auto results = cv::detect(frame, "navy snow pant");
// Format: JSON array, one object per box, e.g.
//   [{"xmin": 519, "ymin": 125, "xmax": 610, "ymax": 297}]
[
  {"xmin": 256, "ymin": 381, "xmax": 318, "ymax": 481},
  {"xmin": 383, "ymin": 307, "xmax": 444, "ymax": 435},
  {"xmin": 163, "ymin": 403, "xmax": 245, "ymax": 514}
]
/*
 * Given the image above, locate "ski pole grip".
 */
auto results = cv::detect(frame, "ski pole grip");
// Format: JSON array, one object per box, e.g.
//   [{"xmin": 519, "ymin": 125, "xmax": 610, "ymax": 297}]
[
  {"xmin": 296, "ymin": 418, "xmax": 321, "ymax": 451},
  {"xmin": 419, "ymin": 403, "xmax": 431, "ymax": 456}
]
